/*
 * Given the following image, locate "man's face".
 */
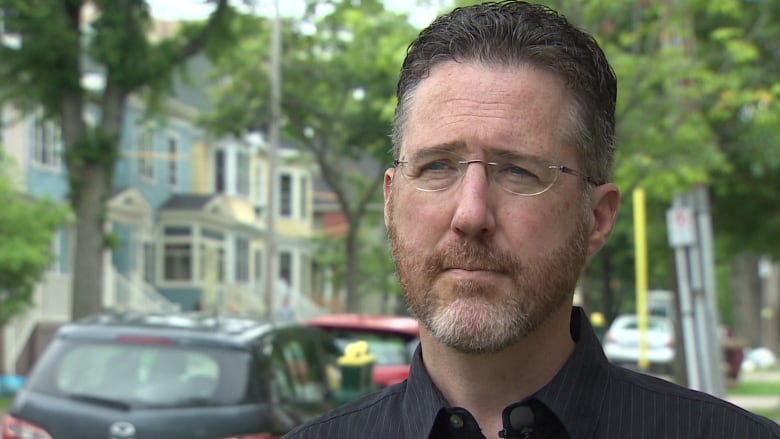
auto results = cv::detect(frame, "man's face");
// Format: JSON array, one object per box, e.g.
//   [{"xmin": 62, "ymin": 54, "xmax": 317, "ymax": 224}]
[{"xmin": 385, "ymin": 62, "xmax": 607, "ymax": 354}]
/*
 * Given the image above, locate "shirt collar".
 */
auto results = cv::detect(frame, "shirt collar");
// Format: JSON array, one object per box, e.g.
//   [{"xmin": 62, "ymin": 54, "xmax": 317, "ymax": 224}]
[
  {"xmin": 533, "ymin": 307, "xmax": 611, "ymax": 438},
  {"xmin": 402, "ymin": 342, "xmax": 449, "ymax": 437},
  {"xmin": 402, "ymin": 306, "xmax": 610, "ymax": 438}
]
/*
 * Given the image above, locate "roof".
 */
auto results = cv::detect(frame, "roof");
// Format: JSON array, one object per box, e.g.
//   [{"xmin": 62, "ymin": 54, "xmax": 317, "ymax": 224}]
[
  {"xmin": 304, "ymin": 313, "xmax": 420, "ymax": 338},
  {"xmin": 58, "ymin": 311, "xmax": 281, "ymax": 348},
  {"xmin": 159, "ymin": 194, "xmax": 216, "ymax": 210}
]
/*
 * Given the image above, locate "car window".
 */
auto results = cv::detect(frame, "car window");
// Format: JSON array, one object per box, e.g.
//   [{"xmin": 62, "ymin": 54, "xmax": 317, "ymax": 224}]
[
  {"xmin": 271, "ymin": 333, "xmax": 329, "ymax": 403},
  {"xmin": 619, "ymin": 318, "xmax": 669, "ymax": 332},
  {"xmin": 331, "ymin": 332, "xmax": 411, "ymax": 366},
  {"xmin": 27, "ymin": 339, "xmax": 250, "ymax": 408}
]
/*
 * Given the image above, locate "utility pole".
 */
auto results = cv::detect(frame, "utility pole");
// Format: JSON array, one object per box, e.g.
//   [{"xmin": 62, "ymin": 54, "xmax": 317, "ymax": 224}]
[
  {"xmin": 264, "ymin": 0, "xmax": 281, "ymax": 320},
  {"xmin": 666, "ymin": 188, "xmax": 724, "ymax": 397}
]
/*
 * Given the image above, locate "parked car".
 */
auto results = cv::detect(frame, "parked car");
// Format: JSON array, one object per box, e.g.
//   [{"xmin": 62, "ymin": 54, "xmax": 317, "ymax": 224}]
[
  {"xmin": 603, "ymin": 314, "xmax": 675, "ymax": 373},
  {"xmin": 1, "ymin": 311, "xmax": 341, "ymax": 439},
  {"xmin": 304, "ymin": 313, "xmax": 420, "ymax": 388}
]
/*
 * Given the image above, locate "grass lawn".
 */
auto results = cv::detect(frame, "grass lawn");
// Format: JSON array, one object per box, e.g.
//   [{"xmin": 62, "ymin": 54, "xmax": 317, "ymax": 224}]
[
  {"xmin": 0, "ymin": 396, "xmax": 11, "ymax": 412},
  {"xmin": 726, "ymin": 367, "xmax": 780, "ymax": 423},
  {"xmin": 727, "ymin": 379, "xmax": 780, "ymax": 396},
  {"xmin": 751, "ymin": 408, "xmax": 780, "ymax": 423}
]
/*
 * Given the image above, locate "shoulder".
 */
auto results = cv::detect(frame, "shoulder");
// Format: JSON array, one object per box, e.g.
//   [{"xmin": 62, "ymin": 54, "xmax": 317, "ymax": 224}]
[
  {"xmin": 601, "ymin": 364, "xmax": 780, "ymax": 438},
  {"xmin": 284, "ymin": 384, "xmax": 407, "ymax": 439}
]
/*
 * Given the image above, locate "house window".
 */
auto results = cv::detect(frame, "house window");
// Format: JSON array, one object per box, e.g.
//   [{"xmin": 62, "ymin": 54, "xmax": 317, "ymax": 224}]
[
  {"xmin": 167, "ymin": 135, "xmax": 179, "ymax": 188},
  {"xmin": 237, "ymin": 150, "xmax": 250, "ymax": 197},
  {"xmin": 164, "ymin": 243, "xmax": 191, "ymax": 281},
  {"xmin": 215, "ymin": 150, "xmax": 226, "ymax": 193},
  {"xmin": 138, "ymin": 126, "xmax": 155, "ymax": 179},
  {"xmin": 163, "ymin": 226, "xmax": 191, "ymax": 281},
  {"xmin": 164, "ymin": 226, "xmax": 191, "ymax": 236},
  {"xmin": 235, "ymin": 238, "xmax": 249, "ymax": 283},
  {"xmin": 32, "ymin": 114, "xmax": 62, "ymax": 169},
  {"xmin": 279, "ymin": 251, "xmax": 292, "ymax": 284},
  {"xmin": 254, "ymin": 249, "xmax": 264, "ymax": 282},
  {"xmin": 280, "ymin": 174, "xmax": 292, "ymax": 217}
]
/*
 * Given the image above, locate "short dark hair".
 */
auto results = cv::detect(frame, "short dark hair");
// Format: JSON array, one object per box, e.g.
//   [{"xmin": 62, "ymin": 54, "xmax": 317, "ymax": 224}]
[{"xmin": 392, "ymin": 1, "xmax": 617, "ymax": 185}]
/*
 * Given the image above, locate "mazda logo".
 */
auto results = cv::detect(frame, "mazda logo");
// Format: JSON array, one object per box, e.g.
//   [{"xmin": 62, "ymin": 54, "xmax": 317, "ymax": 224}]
[{"xmin": 109, "ymin": 421, "xmax": 136, "ymax": 439}]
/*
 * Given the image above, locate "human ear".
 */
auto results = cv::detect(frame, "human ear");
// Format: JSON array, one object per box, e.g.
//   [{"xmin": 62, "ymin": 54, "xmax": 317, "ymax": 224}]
[
  {"xmin": 383, "ymin": 168, "xmax": 395, "ymax": 226},
  {"xmin": 587, "ymin": 183, "xmax": 620, "ymax": 257}
]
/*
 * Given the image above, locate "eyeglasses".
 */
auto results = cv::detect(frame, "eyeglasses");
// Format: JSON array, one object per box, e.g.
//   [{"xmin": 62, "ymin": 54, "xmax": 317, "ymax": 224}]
[{"xmin": 393, "ymin": 152, "xmax": 599, "ymax": 196}]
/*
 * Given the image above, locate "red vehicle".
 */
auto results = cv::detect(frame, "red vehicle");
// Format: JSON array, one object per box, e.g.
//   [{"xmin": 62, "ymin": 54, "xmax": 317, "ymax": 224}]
[{"xmin": 304, "ymin": 314, "xmax": 420, "ymax": 388}]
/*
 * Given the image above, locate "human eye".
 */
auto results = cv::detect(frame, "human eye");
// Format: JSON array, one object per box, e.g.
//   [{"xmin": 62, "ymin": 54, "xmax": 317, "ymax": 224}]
[
  {"xmin": 495, "ymin": 160, "xmax": 548, "ymax": 192},
  {"xmin": 497, "ymin": 162, "xmax": 542, "ymax": 181},
  {"xmin": 409, "ymin": 156, "xmax": 459, "ymax": 180}
]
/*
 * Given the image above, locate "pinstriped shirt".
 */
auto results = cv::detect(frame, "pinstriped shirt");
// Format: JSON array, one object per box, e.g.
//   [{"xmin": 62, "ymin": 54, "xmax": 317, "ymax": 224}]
[{"xmin": 284, "ymin": 307, "xmax": 780, "ymax": 438}]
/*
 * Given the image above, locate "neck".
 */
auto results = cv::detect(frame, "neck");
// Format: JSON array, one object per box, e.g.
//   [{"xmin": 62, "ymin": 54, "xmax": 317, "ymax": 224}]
[{"xmin": 420, "ymin": 305, "xmax": 575, "ymax": 437}]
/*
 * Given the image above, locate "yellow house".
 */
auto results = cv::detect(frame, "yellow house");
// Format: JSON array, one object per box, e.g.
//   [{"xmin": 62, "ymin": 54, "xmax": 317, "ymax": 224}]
[{"xmin": 175, "ymin": 134, "xmax": 321, "ymax": 317}]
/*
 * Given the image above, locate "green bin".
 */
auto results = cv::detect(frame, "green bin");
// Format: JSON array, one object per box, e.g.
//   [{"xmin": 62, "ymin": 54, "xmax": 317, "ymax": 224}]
[{"xmin": 336, "ymin": 341, "xmax": 375, "ymax": 404}]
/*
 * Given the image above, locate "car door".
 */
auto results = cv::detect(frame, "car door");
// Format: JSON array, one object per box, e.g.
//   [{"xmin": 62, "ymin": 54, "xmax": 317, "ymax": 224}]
[{"xmin": 267, "ymin": 327, "xmax": 339, "ymax": 427}]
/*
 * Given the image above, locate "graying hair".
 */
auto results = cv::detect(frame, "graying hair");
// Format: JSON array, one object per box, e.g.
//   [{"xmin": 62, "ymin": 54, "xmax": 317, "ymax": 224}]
[{"xmin": 392, "ymin": 1, "xmax": 618, "ymax": 185}]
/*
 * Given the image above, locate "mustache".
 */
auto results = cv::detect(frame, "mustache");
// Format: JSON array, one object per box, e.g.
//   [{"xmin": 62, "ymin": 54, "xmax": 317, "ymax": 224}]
[{"xmin": 426, "ymin": 240, "xmax": 520, "ymax": 275}]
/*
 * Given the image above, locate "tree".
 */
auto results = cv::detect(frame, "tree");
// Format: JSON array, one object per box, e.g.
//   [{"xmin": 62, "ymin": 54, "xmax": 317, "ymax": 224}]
[
  {"xmin": 0, "ymin": 0, "xmax": 238, "ymax": 319},
  {"xmin": 0, "ymin": 154, "xmax": 69, "ymax": 325},
  {"xmin": 573, "ymin": 0, "xmax": 780, "ymax": 323},
  {"xmin": 204, "ymin": 0, "xmax": 417, "ymax": 311},
  {"xmin": 700, "ymin": 0, "xmax": 780, "ymax": 260}
]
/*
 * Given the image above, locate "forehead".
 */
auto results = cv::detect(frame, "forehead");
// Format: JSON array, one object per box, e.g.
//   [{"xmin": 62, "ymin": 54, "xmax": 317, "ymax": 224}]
[{"xmin": 401, "ymin": 62, "xmax": 574, "ymax": 162}]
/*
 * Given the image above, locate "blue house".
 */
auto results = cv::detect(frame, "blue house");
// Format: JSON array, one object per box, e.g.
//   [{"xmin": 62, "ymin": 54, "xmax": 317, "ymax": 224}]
[{"xmin": 1, "ymin": 59, "xmax": 326, "ymax": 374}]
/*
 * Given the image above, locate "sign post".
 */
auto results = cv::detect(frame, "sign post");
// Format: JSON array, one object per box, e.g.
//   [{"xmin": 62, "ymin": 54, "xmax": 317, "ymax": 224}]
[
  {"xmin": 634, "ymin": 188, "xmax": 649, "ymax": 371},
  {"xmin": 666, "ymin": 189, "xmax": 723, "ymax": 397}
]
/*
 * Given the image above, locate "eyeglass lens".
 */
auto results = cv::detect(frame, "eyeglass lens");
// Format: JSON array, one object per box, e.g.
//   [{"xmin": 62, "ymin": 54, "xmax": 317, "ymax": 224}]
[{"xmin": 397, "ymin": 153, "xmax": 563, "ymax": 196}]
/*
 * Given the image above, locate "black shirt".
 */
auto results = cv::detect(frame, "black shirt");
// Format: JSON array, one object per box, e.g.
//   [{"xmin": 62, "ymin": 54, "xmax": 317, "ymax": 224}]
[{"xmin": 284, "ymin": 307, "xmax": 780, "ymax": 438}]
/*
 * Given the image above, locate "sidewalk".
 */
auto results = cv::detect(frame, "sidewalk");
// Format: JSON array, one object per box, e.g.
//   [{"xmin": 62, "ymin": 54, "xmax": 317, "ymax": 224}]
[{"xmin": 727, "ymin": 394, "xmax": 780, "ymax": 412}]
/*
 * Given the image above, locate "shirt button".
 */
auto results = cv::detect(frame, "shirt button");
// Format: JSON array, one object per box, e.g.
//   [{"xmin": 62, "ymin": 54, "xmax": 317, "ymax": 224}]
[{"xmin": 449, "ymin": 414, "xmax": 464, "ymax": 429}]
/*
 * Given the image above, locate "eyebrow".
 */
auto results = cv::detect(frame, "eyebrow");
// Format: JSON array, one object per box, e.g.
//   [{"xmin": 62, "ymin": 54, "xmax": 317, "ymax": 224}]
[
  {"xmin": 407, "ymin": 142, "xmax": 552, "ymax": 165},
  {"xmin": 489, "ymin": 149, "xmax": 551, "ymax": 166},
  {"xmin": 405, "ymin": 142, "xmax": 467, "ymax": 161}
]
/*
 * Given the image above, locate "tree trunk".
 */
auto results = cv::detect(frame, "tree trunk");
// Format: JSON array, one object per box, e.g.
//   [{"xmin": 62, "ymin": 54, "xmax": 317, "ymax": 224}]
[
  {"xmin": 70, "ymin": 164, "xmax": 110, "ymax": 319},
  {"xmin": 730, "ymin": 252, "xmax": 762, "ymax": 346},
  {"xmin": 65, "ymin": 78, "xmax": 126, "ymax": 320}
]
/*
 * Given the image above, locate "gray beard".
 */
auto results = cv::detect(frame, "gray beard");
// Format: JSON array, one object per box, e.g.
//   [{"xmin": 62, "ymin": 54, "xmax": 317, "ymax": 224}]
[{"xmin": 387, "ymin": 196, "xmax": 589, "ymax": 354}]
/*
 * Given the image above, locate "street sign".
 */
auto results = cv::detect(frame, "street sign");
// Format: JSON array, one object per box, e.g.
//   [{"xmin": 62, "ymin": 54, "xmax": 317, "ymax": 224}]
[{"xmin": 666, "ymin": 206, "xmax": 696, "ymax": 248}]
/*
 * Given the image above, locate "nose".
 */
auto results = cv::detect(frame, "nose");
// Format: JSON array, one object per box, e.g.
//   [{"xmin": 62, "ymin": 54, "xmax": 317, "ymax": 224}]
[{"xmin": 450, "ymin": 161, "xmax": 496, "ymax": 238}]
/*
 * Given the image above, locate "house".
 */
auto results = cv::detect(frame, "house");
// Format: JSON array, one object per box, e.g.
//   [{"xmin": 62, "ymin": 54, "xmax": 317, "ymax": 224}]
[{"xmin": 0, "ymin": 75, "xmax": 328, "ymax": 376}]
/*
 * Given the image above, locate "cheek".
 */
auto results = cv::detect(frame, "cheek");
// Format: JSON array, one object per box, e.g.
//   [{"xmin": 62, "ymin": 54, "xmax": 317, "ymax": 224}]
[
  {"xmin": 389, "ymin": 185, "xmax": 451, "ymax": 226},
  {"xmin": 398, "ymin": 199, "xmax": 450, "ymax": 240},
  {"xmin": 497, "ymin": 201, "xmax": 571, "ymax": 247}
]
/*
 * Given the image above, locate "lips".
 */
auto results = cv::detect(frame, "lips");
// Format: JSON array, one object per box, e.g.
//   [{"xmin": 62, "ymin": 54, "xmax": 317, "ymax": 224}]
[
  {"xmin": 428, "ymin": 239, "xmax": 519, "ymax": 278},
  {"xmin": 445, "ymin": 266, "xmax": 499, "ymax": 272}
]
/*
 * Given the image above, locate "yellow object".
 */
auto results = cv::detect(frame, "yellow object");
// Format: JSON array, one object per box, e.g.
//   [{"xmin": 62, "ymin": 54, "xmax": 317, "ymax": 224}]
[
  {"xmin": 590, "ymin": 312, "xmax": 605, "ymax": 328},
  {"xmin": 338, "ymin": 341, "xmax": 375, "ymax": 366},
  {"xmin": 633, "ymin": 188, "xmax": 649, "ymax": 371}
]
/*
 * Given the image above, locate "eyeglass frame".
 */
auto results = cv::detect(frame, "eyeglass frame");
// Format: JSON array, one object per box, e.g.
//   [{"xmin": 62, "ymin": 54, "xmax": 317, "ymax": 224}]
[{"xmin": 392, "ymin": 157, "xmax": 601, "ymax": 197}]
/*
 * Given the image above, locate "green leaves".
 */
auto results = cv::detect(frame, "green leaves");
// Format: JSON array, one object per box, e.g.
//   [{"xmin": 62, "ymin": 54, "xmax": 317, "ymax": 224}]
[
  {"xmin": 204, "ymin": 1, "xmax": 418, "ymax": 310},
  {"xmin": 0, "ymin": 0, "xmax": 242, "ymax": 319},
  {"xmin": 0, "ymin": 155, "xmax": 69, "ymax": 325}
]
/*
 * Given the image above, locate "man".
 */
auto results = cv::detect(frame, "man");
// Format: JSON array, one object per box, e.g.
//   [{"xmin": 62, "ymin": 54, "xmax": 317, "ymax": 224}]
[{"xmin": 285, "ymin": 1, "xmax": 780, "ymax": 438}]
